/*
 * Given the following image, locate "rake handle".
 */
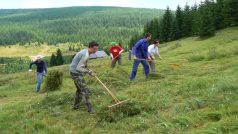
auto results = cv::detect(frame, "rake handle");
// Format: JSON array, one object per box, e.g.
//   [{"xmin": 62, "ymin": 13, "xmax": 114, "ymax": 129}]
[
  {"xmin": 135, "ymin": 58, "xmax": 179, "ymax": 66},
  {"xmin": 94, "ymin": 75, "xmax": 120, "ymax": 103}
]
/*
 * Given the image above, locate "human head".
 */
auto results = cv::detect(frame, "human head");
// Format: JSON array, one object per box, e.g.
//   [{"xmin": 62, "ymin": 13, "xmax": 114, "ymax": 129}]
[
  {"xmin": 35, "ymin": 55, "xmax": 44, "ymax": 62},
  {"xmin": 88, "ymin": 41, "xmax": 99, "ymax": 54},
  {"xmin": 154, "ymin": 39, "xmax": 160, "ymax": 46},
  {"xmin": 144, "ymin": 32, "xmax": 152, "ymax": 42}
]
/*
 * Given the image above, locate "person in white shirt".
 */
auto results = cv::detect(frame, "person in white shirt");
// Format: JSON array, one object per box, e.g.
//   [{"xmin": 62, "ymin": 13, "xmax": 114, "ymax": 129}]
[{"xmin": 148, "ymin": 39, "xmax": 162, "ymax": 72}]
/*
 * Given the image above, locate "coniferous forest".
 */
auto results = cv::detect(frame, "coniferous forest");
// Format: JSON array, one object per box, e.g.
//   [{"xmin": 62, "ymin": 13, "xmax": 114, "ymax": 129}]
[
  {"xmin": 129, "ymin": 0, "xmax": 238, "ymax": 47},
  {"xmin": 0, "ymin": 6, "xmax": 164, "ymax": 48}
]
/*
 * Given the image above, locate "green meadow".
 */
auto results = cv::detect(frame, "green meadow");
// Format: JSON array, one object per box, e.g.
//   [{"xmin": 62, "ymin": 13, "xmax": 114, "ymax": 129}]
[{"xmin": 0, "ymin": 27, "xmax": 238, "ymax": 133}]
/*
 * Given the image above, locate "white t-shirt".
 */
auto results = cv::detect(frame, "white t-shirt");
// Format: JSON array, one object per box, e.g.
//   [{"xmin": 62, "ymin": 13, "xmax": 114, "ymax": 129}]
[{"xmin": 148, "ymin": 44, "xmax": 161, "ymax": 58}]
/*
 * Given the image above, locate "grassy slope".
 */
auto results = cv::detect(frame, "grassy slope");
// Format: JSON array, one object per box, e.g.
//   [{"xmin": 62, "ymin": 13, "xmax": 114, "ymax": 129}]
[{"xmin": 0, "ymin": 27, "xmax": 238, "ymax": 133}]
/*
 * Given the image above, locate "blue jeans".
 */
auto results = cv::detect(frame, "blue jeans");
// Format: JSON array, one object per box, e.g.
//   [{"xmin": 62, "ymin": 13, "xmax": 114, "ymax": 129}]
[
  {"xmin": 36, "ymin": 72, "xmax": 43, "ymax": 92},
  {"xmin": 130, "ymin": 59, "xmax": 150, "ymax": 81}
]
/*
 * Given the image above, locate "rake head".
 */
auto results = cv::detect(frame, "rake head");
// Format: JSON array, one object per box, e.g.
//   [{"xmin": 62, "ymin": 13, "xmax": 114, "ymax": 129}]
[{"xmin": 108, "ymin": 99, "xmax": 130, "ymax": 109}]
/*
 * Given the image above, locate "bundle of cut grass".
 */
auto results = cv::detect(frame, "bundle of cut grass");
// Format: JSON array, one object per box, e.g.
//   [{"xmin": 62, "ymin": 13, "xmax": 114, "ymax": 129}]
[
  {"xmin": 97, "ymin": 100, "xmax": 141, "ymax": 123},
  {"xmin": 43, "ymin": 70, "xmax": 63, "ymax": 92}
]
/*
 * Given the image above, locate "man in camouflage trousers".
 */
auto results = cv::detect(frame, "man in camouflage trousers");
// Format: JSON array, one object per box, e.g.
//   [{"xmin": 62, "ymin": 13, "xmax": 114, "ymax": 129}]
[{"xmin": 69, "ymin": 41, "xmax": 99, "ymax": 113}]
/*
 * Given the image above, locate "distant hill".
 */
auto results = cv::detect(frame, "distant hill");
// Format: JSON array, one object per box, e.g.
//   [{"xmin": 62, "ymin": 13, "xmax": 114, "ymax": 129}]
[{"xmin": 0, "ymin": 6, "xmax": 164, "ymax": 48}]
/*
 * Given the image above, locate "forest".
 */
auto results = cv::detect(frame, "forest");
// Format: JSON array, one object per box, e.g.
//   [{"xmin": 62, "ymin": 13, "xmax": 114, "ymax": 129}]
[{"xmin": 0, "ymin": 6, "xmax": 164, "ymax": 48}]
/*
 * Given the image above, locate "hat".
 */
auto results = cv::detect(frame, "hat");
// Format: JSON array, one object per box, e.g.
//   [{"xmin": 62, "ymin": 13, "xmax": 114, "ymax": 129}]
[
  {"xmin": 34, "ymin": 55, "xmax": 44, "ymax": 61},
  {"xmin": 110, "ymin": 42, "xmax": 117, "ymax": 45}
]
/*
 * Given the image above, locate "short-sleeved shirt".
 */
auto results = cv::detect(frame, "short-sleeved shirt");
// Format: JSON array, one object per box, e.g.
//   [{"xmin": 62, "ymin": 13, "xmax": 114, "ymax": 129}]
[{"xmin": 109, "ymin": 45, "xmax": 122, "ymax": 58}]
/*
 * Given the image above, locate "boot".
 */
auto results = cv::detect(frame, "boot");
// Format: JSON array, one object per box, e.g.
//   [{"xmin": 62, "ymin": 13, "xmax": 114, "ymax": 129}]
[{"xmin": 86, "ymin": 102, "xmax": 95, "ymax": 114}]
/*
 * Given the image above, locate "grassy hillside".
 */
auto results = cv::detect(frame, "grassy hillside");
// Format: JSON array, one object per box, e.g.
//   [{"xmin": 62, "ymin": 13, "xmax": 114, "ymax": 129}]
[
  {"xmin": 0, "ymin": 7, "xmax": 164, "ymax": 47},
  {"xmin": 0, "ymin": 43, "xmax": 76, "ymax": 57},
  {"xmin": 0, "ymin": 27, "xmax": 238, "ymax": 133}
]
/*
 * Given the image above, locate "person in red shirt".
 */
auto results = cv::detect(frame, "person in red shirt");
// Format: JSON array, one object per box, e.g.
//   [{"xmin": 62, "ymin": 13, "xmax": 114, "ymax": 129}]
[{"xmin": 109, "ymin": 42, "xmax": 124, "ymax": 68}]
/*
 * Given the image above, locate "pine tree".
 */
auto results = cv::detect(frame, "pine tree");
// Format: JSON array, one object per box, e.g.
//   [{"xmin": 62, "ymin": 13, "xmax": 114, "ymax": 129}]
[
  {"xmin": 171, "ymin": 19, "xmax": 180, "ymax": 40},
  {"xmin": 160, "ymin": 7, "xmax": 173, "ymax": 42},
  {"xmin": 182, "ymin": 5, "xmax": 193, "ymax": 37},
  {"xmin": 50, "ymin": 53, "xmax": 56, "ymax": 67},
  {"xmin": 191, "ymin": 4, "xmax": 200, "ymax": 35},
  {"xmin": 224, "ymin": 0, "xmax": 238, "ymax": 27},
  {"xmin": 175, "ymin": 5, "xmax": 183, "ymax": 39},
  {"xmin": 55, "ymin": 48, "xmax": 64, "ymax": 66},
  {"xmin": 199, "ymin": 0, "xmax": 216, "ymax": 37},
  {"xmin": 152, "ymin": 19, "xmax": 160, "ymax": 41},
  {"xmin": 215, "ymin": 0, "xmax": 225, "ymax": 29}
]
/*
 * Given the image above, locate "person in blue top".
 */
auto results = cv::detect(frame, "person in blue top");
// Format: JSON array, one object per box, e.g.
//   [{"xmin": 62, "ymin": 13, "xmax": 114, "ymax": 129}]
[
  {"xmin": 130, "ymin": 33, "xmax": 152, "ymax": 81},
  {"xmin": 29, "ymin": 55, "xmax": 47, "ymax": 92}
]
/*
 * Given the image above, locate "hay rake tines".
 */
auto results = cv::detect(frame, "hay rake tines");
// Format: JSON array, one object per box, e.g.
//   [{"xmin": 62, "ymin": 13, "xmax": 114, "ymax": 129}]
[{"xmin": 94, "ymin": 75, "xmax": 129, "ymax": 109}]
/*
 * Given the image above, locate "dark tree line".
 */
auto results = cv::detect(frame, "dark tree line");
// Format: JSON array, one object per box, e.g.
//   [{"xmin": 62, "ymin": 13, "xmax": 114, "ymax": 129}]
[{"xmin": 129, "ymin": 0, "xmax": 238, "ymax": 47}]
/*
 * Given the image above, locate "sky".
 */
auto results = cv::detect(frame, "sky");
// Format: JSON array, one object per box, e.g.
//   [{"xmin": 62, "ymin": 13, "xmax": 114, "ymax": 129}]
[{"xmin": 0, "ymin": 0, "xmax": 202, "ymax": 10}]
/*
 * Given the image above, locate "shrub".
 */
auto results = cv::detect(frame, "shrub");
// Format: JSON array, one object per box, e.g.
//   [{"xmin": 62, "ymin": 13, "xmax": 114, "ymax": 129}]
[{"xmin": 43, "ymin": 70, "xmax": 63, "ymax": 92}]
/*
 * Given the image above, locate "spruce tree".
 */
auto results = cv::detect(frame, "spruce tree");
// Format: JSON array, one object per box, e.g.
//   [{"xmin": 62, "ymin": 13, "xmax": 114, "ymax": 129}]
[
  {"xmin": 160, "ymin": 7, "xmax": 173, "ymax": 42},
  {"xmin": 50, "ymin": 53, "xmax": 56, "ymax": 67},
  {"xmin": 182, "ymin": 5, "xmax": 193, "ymax": 37},
  {"xmin": 199, "ymin": 0, "xmax": 216, "ymax": 37},
  {"xmin": 55, "ymin": 48, "xmax": 64, "ymax": 66},
  {"xmin": 224, "ymin": 0, "xmax": 238, "ymax": 26},
  {"xmin": 191, "ymin": 4, "xmax": 200, "ymax": 35},
  {"xmin": 175, "ymin": 5, "xmax": 183, "ymax": 39},
  {"xmin": 215, "ymin": 0, "xmax": 225, "ymax": 29}
]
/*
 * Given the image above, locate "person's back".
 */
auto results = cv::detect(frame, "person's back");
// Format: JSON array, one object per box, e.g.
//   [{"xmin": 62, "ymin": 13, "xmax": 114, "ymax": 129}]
[{"xmin": 132, "ymin": 38, "xmax": 149, "ymax": 59}]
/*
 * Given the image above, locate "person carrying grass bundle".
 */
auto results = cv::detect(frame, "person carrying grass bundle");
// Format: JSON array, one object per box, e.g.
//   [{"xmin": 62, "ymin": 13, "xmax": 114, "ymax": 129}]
[
  {"xmin": 109, "ymin": 42, "xmax": 124, "ymax": 68},
  {"xmin": 29, "ymin": 55, "xmax": 47, "ymax": 93},
  {"xmin": 69, "ymin": 41, "xmax": 99, "ymax": 114},
  {"xmin": 130, "ymin": 33, "xmax": 152, "ymax": 81},
  {"xmin": 148, "ymin": 39, "xmax": 162, "ymax": 72}
]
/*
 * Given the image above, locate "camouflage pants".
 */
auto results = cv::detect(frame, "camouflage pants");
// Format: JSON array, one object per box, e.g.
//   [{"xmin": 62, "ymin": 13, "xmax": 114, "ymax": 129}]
[{"xmin": 70, "ymin": 72, "xmax": 92, "ymax": 111}]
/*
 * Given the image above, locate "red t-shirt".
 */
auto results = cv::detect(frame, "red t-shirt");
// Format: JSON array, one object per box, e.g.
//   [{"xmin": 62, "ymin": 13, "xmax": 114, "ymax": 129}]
[{"xmin": 109, "ymin": 45, "xmax": 122, "ymax": 58}]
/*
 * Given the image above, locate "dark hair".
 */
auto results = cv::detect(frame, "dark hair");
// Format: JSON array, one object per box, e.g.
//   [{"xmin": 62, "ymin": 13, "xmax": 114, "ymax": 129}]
[
  {"xmin": 154, "ymin": 39, "xmax": 159, "ymax": 44},
  {"xmin": 144, "ymin": 32, "xmax": 151, "ymax": 38},
  {"xmin": 88, "ymin": 41, "xmax": 99, "ymax": 48}
]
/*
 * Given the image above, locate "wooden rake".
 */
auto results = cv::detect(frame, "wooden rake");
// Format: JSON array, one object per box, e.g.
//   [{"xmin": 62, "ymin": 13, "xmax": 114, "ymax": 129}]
[{"xmin": 88, "ymin": 68, "xmax": 129, "ymax": 109}]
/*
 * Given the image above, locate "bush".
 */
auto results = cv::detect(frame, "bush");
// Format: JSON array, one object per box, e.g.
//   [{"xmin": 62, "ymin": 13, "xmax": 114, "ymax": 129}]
[{"xmin": 43, "ymin": 70, "xmax": 63, "ymax": 92}]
